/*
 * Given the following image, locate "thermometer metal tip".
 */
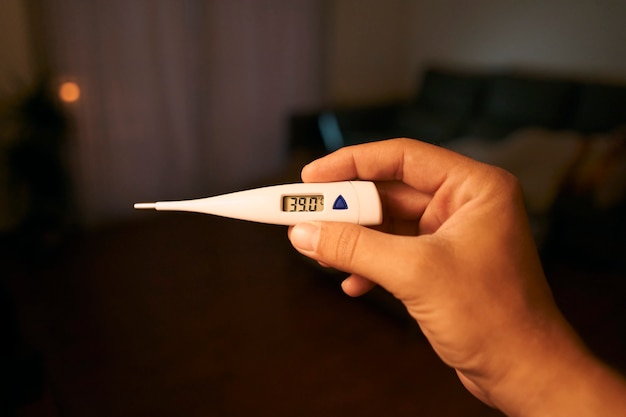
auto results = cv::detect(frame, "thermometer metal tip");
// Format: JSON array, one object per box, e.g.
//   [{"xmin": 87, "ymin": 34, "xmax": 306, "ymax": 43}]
[{"xmin": 134, "ymin": 202, "xmax": 157, "ymax": 209}]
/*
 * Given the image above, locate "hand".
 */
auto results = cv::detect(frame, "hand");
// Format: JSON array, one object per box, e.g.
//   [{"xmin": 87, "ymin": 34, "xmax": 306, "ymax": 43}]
[{"xmin": 288, "ymin": 138, "xmax": 626, "ymax": 416}]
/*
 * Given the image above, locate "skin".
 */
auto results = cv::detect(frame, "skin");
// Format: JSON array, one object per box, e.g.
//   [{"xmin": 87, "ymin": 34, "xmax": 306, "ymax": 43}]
[{"xmin": 288, "ymin": 138, "xmax": 626, "ymax": 416}]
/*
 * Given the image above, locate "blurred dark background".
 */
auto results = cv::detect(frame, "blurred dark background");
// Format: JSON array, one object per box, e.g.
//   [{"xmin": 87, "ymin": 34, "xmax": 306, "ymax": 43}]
[{"xmin": 1, "ymin": 1, "xmax": 625, "ymax": 416}]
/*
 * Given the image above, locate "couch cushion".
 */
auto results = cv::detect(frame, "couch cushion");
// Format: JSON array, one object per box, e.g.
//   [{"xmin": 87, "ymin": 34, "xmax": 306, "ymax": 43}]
[
  {"xmin": 481, "ymin": 75, "xmax": 575, "ymax": 129},
  {"xmin": 463, "ymin": 118, "xmax": 521, "ymax": 140},
  {"xmin": 414, "ymin": 68, "xmax": 485, "ymax": 117},
  {"xmin": 573, "ymin": 83, "xmax": 626, "ymax": 133},
  {"xmin": 393, "ymin": 106, "xmax": 466, "ymax": 143}
]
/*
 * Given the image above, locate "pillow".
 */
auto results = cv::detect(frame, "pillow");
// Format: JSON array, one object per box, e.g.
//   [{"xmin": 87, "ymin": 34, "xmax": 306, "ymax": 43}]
[
  {"xmin": 567, "ymin": 127, "xmax": 626, "ymax": 208},
  {"xmin": 447, "ymin": 128, "xmax": 585, "ymax": 214}
]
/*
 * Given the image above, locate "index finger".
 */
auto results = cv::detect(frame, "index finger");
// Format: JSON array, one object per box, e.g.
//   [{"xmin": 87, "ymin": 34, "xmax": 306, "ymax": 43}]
[{"xmin": 301, "ymin": 138, "xmax": 474, "ymax": 195}]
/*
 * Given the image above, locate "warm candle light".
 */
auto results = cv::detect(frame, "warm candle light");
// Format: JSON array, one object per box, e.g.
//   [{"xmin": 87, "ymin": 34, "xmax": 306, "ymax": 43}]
[{"xmin": 59, "ymin": 81, "xmax": 80, "ymax": 103}]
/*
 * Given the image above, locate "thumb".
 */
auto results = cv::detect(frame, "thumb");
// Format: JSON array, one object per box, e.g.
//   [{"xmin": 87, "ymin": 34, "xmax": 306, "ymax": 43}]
[{"xmin": 288, "ymin": 221, "xmax": 415, "ymax": 295}]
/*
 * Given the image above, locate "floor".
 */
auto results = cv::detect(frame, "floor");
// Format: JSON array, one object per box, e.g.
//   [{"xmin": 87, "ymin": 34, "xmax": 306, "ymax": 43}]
[{"xmin": 3, "ymin": 210, "xmax": 625, "ymax": 416}]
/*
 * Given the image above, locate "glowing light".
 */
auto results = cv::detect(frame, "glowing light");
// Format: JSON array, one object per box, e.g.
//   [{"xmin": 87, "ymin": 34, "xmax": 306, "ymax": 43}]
[{"xmin": 59, "ymin": 81, "xmax": 80, "ymax": 103}]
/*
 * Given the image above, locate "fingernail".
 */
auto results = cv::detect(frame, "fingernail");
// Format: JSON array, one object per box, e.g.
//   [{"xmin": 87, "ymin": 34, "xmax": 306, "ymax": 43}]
[{"xmin": 290, "ymin": 222, "xmax": 320, "ymax": 252}]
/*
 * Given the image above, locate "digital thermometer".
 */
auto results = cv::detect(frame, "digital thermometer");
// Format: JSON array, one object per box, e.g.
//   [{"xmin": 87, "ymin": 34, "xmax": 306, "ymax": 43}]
[{"xmin": 134, "ymin": 181, "xmax": 382, "ymax": 226}]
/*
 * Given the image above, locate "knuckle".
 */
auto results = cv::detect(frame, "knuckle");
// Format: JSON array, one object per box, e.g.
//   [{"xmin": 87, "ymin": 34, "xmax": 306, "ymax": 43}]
[
  {"xmin": 491, "ymin": 166, "xmax": 525, "ymax": 201},
  {"xmin": 475, "ymin": 163, "xmax": 524, "ymax": 200},
  {"xmin": 324, "ymin": 223, "xmax": 362, "ymax": 269}
]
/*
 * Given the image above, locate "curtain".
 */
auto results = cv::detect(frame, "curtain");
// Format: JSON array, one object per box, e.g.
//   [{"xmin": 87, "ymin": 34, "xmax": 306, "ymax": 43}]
[{"xmin": 39, "ymin": 0, "xmax": 322, "ymax": 224}]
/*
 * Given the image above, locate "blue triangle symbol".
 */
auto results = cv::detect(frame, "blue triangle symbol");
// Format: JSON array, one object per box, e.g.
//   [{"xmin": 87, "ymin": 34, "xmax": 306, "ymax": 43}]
[{"xmin": 333, "ymin": 195, "xmax": 348, "ymax": 210}]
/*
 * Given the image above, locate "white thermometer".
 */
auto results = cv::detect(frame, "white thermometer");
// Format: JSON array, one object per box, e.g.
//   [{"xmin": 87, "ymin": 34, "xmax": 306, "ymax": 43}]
[{"xmin": 134, "ymin": 181, "xmax": 382, "ymax": 226}]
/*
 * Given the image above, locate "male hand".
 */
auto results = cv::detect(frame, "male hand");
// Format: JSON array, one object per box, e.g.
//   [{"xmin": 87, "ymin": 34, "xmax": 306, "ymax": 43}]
[{"xmin": 288, "ymin": 138, "xmax": 626, "ymax": 416}]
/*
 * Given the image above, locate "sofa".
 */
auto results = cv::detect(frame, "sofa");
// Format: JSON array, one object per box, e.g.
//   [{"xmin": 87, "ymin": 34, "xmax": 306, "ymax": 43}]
[{"xmin": 289, "ymin": 66, "xmax": 626, "ymax": 269}]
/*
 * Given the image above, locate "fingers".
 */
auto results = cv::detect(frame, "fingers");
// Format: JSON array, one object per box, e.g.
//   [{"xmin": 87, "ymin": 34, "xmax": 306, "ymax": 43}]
[
  {"xmin": 288, "ymin": 221, "xmax": 419, "ymax": 298},
  {"xmin": 376, "ymin": 181, "xmax": 431, "ymax": 220},
  {"xmin": 374, "ymin": 181, "xmax": 430, "ymax": 235},
  {"xmin": 341, "ymin": 274, "xmax": 377, "ymax": 297},
  {"xmin": 301, "ymin": 138, "xmax": 473, "ymax": 195}
]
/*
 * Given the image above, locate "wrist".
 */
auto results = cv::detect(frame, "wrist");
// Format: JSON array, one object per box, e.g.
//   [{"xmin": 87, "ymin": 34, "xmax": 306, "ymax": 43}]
[{"xmin": 488, "ymin": 315, "xmax": 626, "ymax": 416}]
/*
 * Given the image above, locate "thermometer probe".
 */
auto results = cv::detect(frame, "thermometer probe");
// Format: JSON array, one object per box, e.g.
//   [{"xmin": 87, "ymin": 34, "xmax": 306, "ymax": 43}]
[{"xmin": 134, "ymin": 181, "xmax": 382, "ymax": 226}]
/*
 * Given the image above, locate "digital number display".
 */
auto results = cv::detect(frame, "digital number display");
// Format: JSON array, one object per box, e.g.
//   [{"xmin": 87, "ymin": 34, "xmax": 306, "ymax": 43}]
[{"xmin": 282, "ymin": 195, "xmax": 324, "ymax": 212}]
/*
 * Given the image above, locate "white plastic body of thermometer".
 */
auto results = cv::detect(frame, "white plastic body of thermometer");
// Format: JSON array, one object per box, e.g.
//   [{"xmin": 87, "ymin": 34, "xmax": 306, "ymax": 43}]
[{"xmin": 134, "ymin": 181, "xmax": 382, "ymax": 226}]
